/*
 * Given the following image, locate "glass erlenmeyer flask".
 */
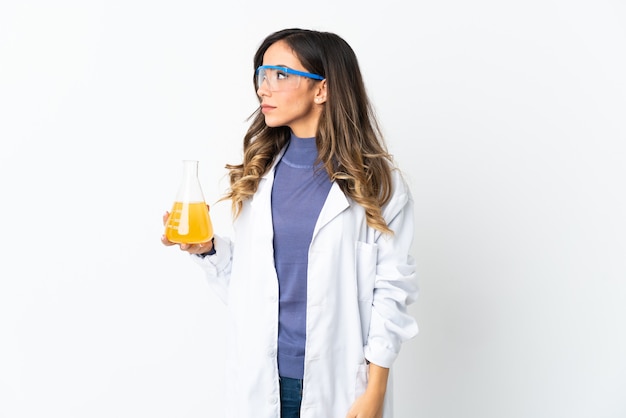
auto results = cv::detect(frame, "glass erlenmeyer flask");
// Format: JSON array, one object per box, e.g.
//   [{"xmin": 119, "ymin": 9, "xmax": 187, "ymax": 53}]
[{"xmin": 164, "ymin": 160, "xmax": 213, "ymax": 244}]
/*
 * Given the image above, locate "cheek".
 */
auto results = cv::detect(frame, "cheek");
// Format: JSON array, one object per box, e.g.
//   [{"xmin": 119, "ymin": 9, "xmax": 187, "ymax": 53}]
[
  {"xmin": 290, "ymin": 96, "xmax": 316, "ymax": 115},
  {"xmin": 278, "ymin": 97, "xmax": 315, "ymax": 119},
  {"xmin": 284, "ymin": 87, "xmax": 315, "ymax": 108},
  {"xmin": 261, "ymin": 91, "xmax": 316, "ymax": 127}
]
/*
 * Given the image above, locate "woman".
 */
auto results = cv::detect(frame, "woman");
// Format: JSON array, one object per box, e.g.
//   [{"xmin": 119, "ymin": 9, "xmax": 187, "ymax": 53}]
[{"xmin": 162, "ymin": 28, "xmax": 418, "ymax": 418}]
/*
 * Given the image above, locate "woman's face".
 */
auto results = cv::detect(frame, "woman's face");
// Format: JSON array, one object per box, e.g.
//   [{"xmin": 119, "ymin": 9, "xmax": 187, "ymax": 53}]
[{"xmin": 257, "ymin": 40, "xmax": 326, "ymax": 138}]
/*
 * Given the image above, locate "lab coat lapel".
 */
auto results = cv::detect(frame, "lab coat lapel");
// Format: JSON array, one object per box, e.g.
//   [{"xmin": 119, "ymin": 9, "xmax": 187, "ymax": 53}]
[
  {"xmin": 312, "ymin": 182, "xmax": 350, "ymax": 239},
  {"xmin": 249, "ymin": 147, "xmax": 349, "ymax": 241},
  {"xmin": 248, "ymin": 148, "xmax": 285, "ymax": 239}
]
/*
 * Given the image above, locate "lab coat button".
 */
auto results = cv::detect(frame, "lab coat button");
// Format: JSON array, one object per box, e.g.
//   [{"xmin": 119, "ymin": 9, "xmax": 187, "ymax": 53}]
[
  {"xmin": 268, "ymin": 348, "xmax": 276, "ymax": 357},
  {"xmin": 270, "ymin": 396, "xmax": 279, "ymax": 404}
]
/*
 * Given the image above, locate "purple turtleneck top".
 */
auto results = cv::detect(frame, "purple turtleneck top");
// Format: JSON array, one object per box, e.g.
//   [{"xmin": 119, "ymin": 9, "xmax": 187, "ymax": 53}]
[{"xmin": 271, "ymin": 133, "xmax": 332, "ymax": 379}]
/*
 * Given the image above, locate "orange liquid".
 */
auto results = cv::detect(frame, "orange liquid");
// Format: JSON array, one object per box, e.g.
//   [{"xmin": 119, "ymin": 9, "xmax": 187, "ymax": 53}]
[{"xmin": 165, "ymin": 201, "xmax": 213, "ymax": 244}]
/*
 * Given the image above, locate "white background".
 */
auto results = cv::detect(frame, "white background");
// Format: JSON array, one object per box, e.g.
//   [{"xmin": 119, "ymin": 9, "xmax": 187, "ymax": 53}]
[{"xmin": 1, "ymin": 1, "xmax": 625, "ymax": 417}]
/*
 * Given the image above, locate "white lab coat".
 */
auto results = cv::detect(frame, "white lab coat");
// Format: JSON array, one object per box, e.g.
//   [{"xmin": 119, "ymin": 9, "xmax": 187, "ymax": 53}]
[{"xmin": 193, "ymin": 149, "xmax": 418, "ymax": 418}]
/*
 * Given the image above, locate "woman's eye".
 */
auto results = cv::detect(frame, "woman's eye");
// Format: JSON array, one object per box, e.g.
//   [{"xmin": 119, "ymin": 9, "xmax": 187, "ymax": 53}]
[{"xmin": 276, "ymin": 70, "xmax": 288, "ymax": 80}]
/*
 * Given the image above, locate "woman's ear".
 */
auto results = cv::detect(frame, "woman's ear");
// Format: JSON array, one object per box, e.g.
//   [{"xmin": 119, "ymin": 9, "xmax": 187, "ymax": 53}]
[{"xmin": 314, "ymin": 80, "xmax": 327, "ymax": 104}]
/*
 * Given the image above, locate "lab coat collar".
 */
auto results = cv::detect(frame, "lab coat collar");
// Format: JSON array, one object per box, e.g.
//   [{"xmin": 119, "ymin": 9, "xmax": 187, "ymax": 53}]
[{"xmin": 252, "ymin": 145, "xmax": 350, "ymax": 237}]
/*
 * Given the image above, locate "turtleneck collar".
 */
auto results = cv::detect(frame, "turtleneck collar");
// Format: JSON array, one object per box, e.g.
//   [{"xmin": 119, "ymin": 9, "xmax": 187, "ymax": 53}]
[{"xmin": 282, "ymin": 132, "xmax": 319, "ymax": 168}]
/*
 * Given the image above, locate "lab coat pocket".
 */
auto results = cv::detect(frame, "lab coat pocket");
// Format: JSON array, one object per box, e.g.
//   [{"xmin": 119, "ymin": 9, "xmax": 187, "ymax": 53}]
[{"xmin": 355, "ymin": 241, "xmax": 377, "ymax": 341}]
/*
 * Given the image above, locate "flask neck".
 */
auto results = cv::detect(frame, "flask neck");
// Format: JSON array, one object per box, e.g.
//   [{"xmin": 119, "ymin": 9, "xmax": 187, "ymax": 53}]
[
  {"xmin": 177, "ymin": 160, "xmax": 205, "ymax": 202},
  {"xmin": 182, "ymin": 160, "xmax": 199, "ymax": 180}
]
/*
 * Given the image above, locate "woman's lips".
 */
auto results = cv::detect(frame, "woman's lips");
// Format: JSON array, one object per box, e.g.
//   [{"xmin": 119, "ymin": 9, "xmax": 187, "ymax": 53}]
[{"xmin": 260, "ymin": 104, "xmax": 275, "ymax": 113}]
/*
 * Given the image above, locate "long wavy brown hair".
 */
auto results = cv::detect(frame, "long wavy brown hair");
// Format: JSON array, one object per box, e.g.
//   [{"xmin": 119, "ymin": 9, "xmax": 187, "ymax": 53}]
[{"xmin": 222, "ymin": 28, "xmax": 395, "ymax": 234}]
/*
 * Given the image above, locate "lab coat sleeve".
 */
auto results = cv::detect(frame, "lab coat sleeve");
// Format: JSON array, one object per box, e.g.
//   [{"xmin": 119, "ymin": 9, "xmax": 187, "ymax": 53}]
[
  {"xmin": 190, "ymin": 234, "xmax": 233, "ymax": 304},
  {"xmin": 364, "ymin": 175, "xmax": 419, "ymax": 368}
]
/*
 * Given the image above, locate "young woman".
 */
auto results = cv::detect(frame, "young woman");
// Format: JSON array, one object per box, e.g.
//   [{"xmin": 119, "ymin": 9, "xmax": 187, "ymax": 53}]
[{"xmin": 162, "ymin": 28, "xmax": 418, "ymax": 418}]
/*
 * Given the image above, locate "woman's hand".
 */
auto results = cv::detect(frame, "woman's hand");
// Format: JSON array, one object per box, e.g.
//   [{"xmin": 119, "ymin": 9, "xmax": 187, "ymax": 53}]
[
  {"xmin": 346, "ymin": 363, "xmax": 389, "ymax": 418},
  {"xmin": 161, "ymin": 206, "xmax": 213, "ymax": 254},
  {"xmin": 346, "ymin": 391, "xmax": 384, "ymax": 418}
]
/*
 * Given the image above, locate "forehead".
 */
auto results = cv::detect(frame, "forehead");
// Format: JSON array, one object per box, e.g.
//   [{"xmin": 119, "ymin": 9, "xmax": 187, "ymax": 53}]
[{"xmin": 262, "ymin": 40, "xmax": 303, "ymax": 69}]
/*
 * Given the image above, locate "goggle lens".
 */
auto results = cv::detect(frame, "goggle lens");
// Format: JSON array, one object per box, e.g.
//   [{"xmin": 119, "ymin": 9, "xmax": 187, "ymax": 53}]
[{"xmin": 256, "ymin": 66, "xmax": 324, "ymax": 92}]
